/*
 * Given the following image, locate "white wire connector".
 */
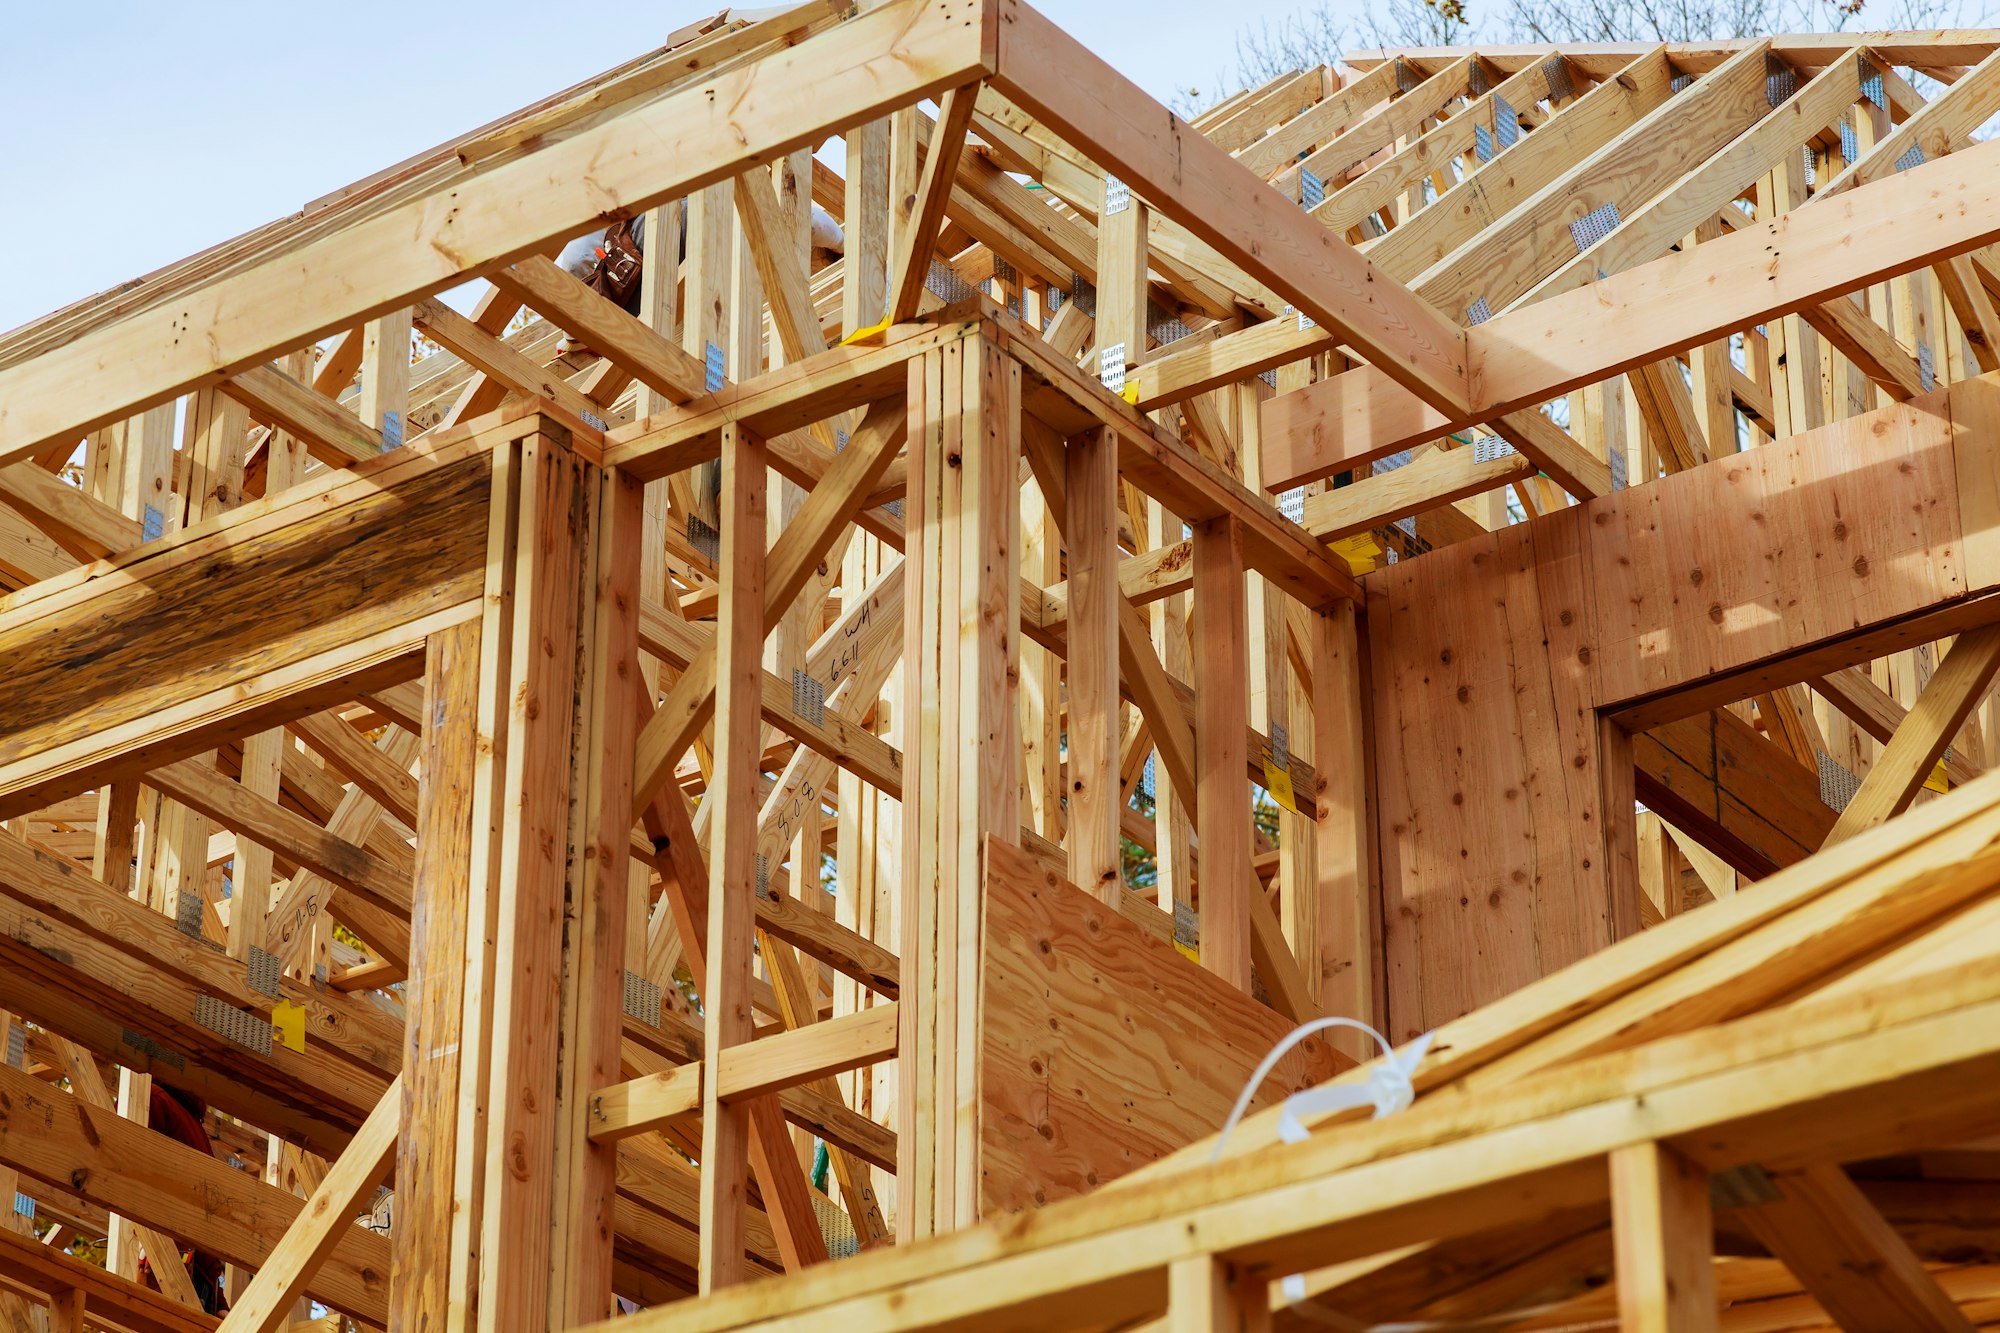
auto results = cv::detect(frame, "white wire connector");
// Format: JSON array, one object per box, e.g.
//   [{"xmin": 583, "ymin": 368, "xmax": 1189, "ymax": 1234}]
[
  {"xmin": 1210, "ymin": 1017, "xmax": 1433, "ymax": 1164},
  {"xmin": 1277, "ymin": 1030, "xmax": 1432, "ymax": 1143},
  {"xmin": 1208, "ymin": 1016, "xmax": 1435, "ymax": 1318}
]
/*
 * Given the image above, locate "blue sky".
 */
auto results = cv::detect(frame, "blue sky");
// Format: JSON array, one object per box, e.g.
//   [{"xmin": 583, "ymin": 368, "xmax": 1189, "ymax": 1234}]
[{"xmin": 0, "ymin": 0, "xmax": 1348, "ymax": 335}]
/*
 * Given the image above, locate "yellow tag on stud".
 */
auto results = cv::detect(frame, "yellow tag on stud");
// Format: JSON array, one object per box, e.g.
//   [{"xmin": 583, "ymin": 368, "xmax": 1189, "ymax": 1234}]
[
  {"xmin": 271, "ymin": 1000, "xmax": 306, "ymax": 1054},
  {"xmin": 1264, "ymin": 758, "xmax": 1298, "ymax": 812},
  {"xmin": 839, "ymin": 317, "xmax": 893, "ymax": 348},
  {"xmin": 1330, "ymin": 533, "xmax": 1382, "ymax": 575},
  {"xmin": 1173, "ymin": 939, "xmax": 1201, "ymax": 966},
  {"xmin": 1925, "ymin": 759, "xmax": 1951, "ymax": 794},
  {"xmin": 1120, "ymin": 379, "xmax": 1141, "ymax": 405}
]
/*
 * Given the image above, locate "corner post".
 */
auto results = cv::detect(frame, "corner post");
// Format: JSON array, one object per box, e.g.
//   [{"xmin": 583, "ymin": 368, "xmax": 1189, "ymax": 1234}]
[
  {"xmin": 899, "ymin": 329, "xmax": 1022, "ymax": 1239},
  {"xmin": 393, "ymin": 417, "xmax": 633, "ymax": 1331}
]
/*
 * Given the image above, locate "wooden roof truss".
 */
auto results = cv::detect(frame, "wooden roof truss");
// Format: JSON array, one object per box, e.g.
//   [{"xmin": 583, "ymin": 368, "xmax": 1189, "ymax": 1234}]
[{"xmin": 1, "ymin": 1, "xmax": 1999, "ymax": 1329}]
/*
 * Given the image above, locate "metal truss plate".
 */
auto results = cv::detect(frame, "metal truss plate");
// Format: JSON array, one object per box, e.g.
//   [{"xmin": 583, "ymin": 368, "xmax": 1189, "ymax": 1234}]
[
  {"xmin": 176, "ymin": 889, "xmax": 205, "ymax": 940},
  {"xmin": 193, "ymin": 994, "xmax": 273, "ymax": 1058},
  {"xmin": 622, "ymin": 970, "xmax": 663, "ymax": 1028},
  {"xmin": 1765, "ymin": 53, "xmax": 1799, "ymax": 106},
  {"xmin": 1541, "ymin": 57, "xmax": 1574, "ymax": 100},
  {"xmin": 123, "ymin": 1028, "xmax": 187, "ymax": 1072},
  {"xmin": 1568, "ymin": 201, "xmax": 1621, "ymax": 255},
  {"xmin": 791, "ymin": 669, "xmax": 827, "ymax": 728},
  {"xmin": 1099, "ymin": 345, "xmax": 1128, "ymax": 394},
  {"xmin": 687, "ymin": 514, "xmax": 720, "ymax": 564},
  {"xmin": 1817, "ymin": 751, "xmax": 1863, "ymax": 812},
  {"xmin": 246, "ymin": 945, "xmax": 282, "ymax": 998}
]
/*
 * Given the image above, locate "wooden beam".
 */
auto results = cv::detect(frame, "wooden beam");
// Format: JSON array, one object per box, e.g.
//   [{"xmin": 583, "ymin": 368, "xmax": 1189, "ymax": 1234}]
[
  {"xmin": 989, "ymin": 0, "xmax": 1470, "ymax": 417},
  {"xmin": 1166, "ymin": 1255, "xmax": 1263, "ymax": 1333},
  {"xmin": 1066, "ymin": 425, "xmax": 1123, "ymax": 902},
  {"xmin": 146, "ymin": 755, "xmax": 413, "ymax": 920},
  {"xmin": 0, "ymin": 430, "xmax": 495, "ymax": 820},
  {"xmin": 1301, "ymin": 442, "xmax": 1531, "ymax": 543},
  {"xmin": 393, "ymin": 621, "xmax": 480, "ymax": 1332},
  {"xmin": 1609, "ymin": 1141, "xmax": 1717, "ymax": 1333},
  {"xmin": 1264, "ymin": 135, "xmax": 2000, "ymax": 488},
  {"xmin": 1736, "ymin": 1163, "xmax": 1976, "ymax": 1333},
  {"xmin": 1813, "ymin": 666, "xmax": 1982, "ymax": 786},
  {"xmin": 43, "ymin": 1036, "xmax": 203, "ymax": 1311},
  {"xmin": 1310, "ymin": 600, "xmax": 1373, "ymax": 1044},
  {"xmin": 1824, "ymin": 623, "xmax": 2000, "ymax": 845},
  {"xmin": 218, "ymin": 363, "xmax": 383, "ymax": 467},
  {"xmin": 1001, "ymin": 317, "xmax": 1360, "ymax": 606},
  {"xmin": 0, "ymin": 463, "xmax": 141, "ymax": 561},
  {"xmin": 716, "ymin": 1004, "xmax": 901, "ymax": 1102},
  {"xmin": 0, "ymin": 1228, "xmax": 214, "ymax": 1333},
  {"xmin": 899, "ymin": 332, "xmax": 1023, "ymax": 1240},
  {"xmin": 644, "ymin": 775, "xmax": 834, "ymax": 1275},
  {"xmin": 889, "ymin": 84, "xmax": 980, "ymax": 323},
  {"xmin": 589, "ymin": 1063, "xmax": 703, "ymax": 1145},
  {"xmin": 631, "ymin": 395, "xmax": 906, "ymax": 819},
  {"xmin": 1115, "ymin": 595, "xmax": 1199, "ymax": 808},
  {"xmin": 1633, "ymin": 710, "xmax": 1834, "ymax": 879},
  {"xmin": 700, "ymin": 422, "xmax": 770, "ymax": 1293},
  {"xmin": 0, "ymin": 1063, "xmax": 389, "ymax": 1324},
  {"xmin": 289, "ymin": 712, "xmax": 420, "ymax": 826},
  {"xmin": 216, "ymin": 1076, "xmax": 401, "ymax": 1333},
  {"xmin": 489, "ymin": 257, "xmax": 711, "ymax": 407},
  {"xmin": 410, "ymin": 296, "xmax": 612, "ymax": 441},
  {"xmin": 610, "ymin": 954, "xmax": 2000, "ymax": 1333},
  {"xmin": 0, "ymin": 831, "xmax": 397, "ymax": 1126},
  {"xmin": 0, "ymin": 0, "xmax": 994, "ymax": 468},
  {"xmin": 1193, "ymin": 517, "xmax": 1251, "ymax": 993}
]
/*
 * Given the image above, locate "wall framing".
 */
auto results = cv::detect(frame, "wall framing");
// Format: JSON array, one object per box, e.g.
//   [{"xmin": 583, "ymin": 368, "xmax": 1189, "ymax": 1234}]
[{"xmin": 4, "ymin": 4, "xmax": 2000, "ymax": 1330}]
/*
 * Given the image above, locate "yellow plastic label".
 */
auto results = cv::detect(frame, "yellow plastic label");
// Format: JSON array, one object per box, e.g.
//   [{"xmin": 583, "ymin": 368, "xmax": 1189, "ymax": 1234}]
[
  {"xmin": 271, "ymin": 1000, "xmax": 307, "ymax": 1054},
  {"xmin": 1173, "ymin": 939, "xmax": 1200, "ymax": 966},
  {"xmin": 1264, "ymin": 758, "xmax": 1298, "ymax": 813},
  {"xmin": 1330, "ymin": 532, "xmax": 1382, "ymax": 576},
  {"xmin": 839, "ymin": 316, "xmax": 893, "ymax": 348},
  {"xmin": 1925, "ymin": 759, "xmax": 1951, "ymax": 794},
  {"xmin": 1120, "ymin": 379, "xmax": 1141, "ymax": 406}
]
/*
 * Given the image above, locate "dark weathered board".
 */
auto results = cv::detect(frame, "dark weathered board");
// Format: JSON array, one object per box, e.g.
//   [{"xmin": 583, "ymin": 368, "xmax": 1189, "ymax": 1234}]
[{"xmin": 0, "ymin": 440, "xmax": 495, "ymax": 816}]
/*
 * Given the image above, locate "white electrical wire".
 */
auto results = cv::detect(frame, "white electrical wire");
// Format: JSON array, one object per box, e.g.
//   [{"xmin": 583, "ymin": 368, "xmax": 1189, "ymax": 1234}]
[
  {"xmin": 1208, "ymin": 1017, "xmax": 1436, "ymax": 1326},
  {"xmin": 1209, "ymin": 1016, "xmax": 1431, "ymax": 1164}
]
